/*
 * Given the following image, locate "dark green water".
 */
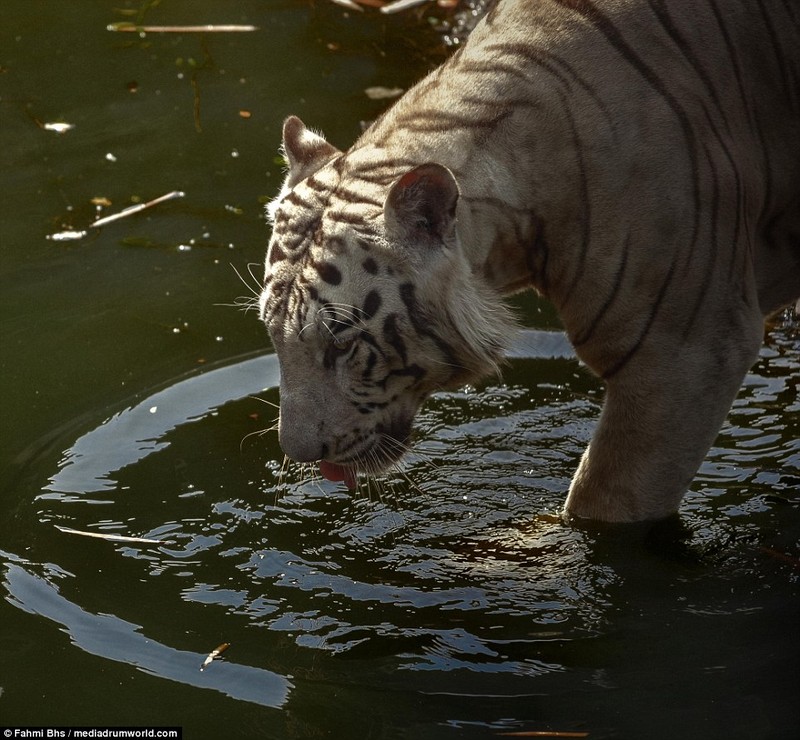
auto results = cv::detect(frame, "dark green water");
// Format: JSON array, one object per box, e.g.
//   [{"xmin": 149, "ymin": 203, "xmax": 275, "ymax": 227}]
[{"xmin": 1, "ymin": 3, "xmax": 798, "ymax": 738}]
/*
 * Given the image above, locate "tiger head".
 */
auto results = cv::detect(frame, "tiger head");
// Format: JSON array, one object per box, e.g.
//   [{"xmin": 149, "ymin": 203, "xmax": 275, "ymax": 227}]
[{"xmin": 259, "ymin": 116, "xmax": 515, "ymax": 486}]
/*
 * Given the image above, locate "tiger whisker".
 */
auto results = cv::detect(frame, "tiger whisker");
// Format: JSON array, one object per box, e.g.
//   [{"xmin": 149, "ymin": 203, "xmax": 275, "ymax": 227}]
[
  {"xmin": 316, "ymin": 304, "xmax": 378, "ymax": 338},
  {"xmin": 319, "ymin": 319, "xmax": 339, "ymax": 343},
  {"xmin": 271, "ymin": 454, "xmax": 294, "ymax": 506},
  {"xmin": 280, "ymin": 454, "xmax": 293, "ymax": 485},
  {"xmin": 230, "ymin": 266, "xmax": 260, "ymax": 298},
  {"xmin": 239, "ymin": 417, "xmax": 279, "ymax": 451},
  {"xmin": 389, "ymin": 435, "xmax": 442, "ymax": 472},
  {"xmin": 298, "ymin": 321, "xmax": 316, "ymax": 338},
  {"xmin": 318, "ymin": 309, "xmax": 362, "ymax": 323},
  {"xmin": 230, "ymin": 262, "xmax": 264, "ymax": 299},
  {"xmin": 224, "ymin": 263, "xmax": 270, "ymax": 317},
  {"xmin": 218, "ymin": 295, "xmax": 262, "ymax": 314},
  {"xmin": 248, "ymin": 394, "xmax": 281, "ymax": 410},
  {"xmin": 388, "ymin": 460, "xmax": 428, "ymax": 498},
  {"xmin": 379, "ymin": 433, "xmax": 417, "ymax": 461},
  {"xmin": 246, "ymin": 261, "xmax": 266, "ymax": 290},
  {"xmin": 320, "ymin": 302, "xmax": 364, "ymax": 315},
  {"xmin": 374, "ymin": 432, "xmax": 442, "ymax": 496},
  {"xmin": 360, "ymin": 449, "xmax": 389, "ymax": 505}
]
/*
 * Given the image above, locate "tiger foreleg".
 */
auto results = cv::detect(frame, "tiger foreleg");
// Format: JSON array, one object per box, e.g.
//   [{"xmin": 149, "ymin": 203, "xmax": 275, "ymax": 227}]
[{"xmin": 563, "ymin": 307, "xmax": 764, "ymax": 523}]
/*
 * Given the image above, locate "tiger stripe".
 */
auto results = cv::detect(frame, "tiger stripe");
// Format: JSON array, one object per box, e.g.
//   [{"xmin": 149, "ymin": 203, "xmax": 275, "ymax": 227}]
[{"xmin": 260, "ymin": 0, "xmax": 799, "ymax": 522}]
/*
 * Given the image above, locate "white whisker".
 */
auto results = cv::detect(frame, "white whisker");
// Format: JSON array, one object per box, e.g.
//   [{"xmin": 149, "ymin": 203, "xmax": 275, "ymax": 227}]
[
  {"xmin": 239, "ymin": 419, "xmax": 278, "ymax": 453},
  {"xmin": 298, "ymin": 321, "xmax": 316, "ymax": 338},
  {"xmin": 248, "ymin": 394, "xmax": 280, "ymax": 411}
]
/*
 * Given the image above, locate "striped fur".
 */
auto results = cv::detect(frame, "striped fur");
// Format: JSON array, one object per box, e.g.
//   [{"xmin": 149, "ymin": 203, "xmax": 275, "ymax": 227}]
[{"xmin": 260, "ymin": 0, "xmax": 800, "ymax": 522}]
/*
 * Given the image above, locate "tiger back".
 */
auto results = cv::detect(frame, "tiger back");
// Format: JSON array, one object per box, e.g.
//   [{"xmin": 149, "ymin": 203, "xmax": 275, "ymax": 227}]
[{"xmin": 259, "ymin": 0, "xmax": 800, "ymax": 523}]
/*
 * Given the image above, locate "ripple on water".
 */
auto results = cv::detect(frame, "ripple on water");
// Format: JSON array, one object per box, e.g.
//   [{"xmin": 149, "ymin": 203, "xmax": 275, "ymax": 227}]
[{"xmin": 3, "ymin": 326, "xmax": 797, "ymax": 729}]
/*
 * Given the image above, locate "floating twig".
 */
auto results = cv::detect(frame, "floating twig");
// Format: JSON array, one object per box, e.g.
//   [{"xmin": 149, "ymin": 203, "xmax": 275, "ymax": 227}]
[
  {"xmin": 48, "ymin": 190, "xmax": 185, "ymax": 242},
  {"xmin": 43, "ymin": 121, "xmax": 75, "ymax": 134},
  {"xmin": 90, "ymin": 190, "xmax": 185, "ymax": 229},
  {"xmin": 200, "ymin": 642, "xmax": 231, "ymax": 671},
  {"xmin": 329, "ymin": 0, "xmax": 364, "ymax": 10},
  {"xmin": 55, "ymin": 525, "xmax": 169, "ymax": 546},
  {"xmin": 381, "ymin": 0, "xmax": 432, "ymax": 14},
  {"xmin": 108, "ymin": 23, "xmax": 258, "ymax": 33},
  {"xmin": 496, "ymin": 732, "xmax": 589, "ymax": 738}
]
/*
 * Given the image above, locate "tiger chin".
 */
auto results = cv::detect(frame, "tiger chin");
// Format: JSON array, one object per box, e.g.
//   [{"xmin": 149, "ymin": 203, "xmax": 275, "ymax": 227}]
[{"xmin": 258, "ymin": 0, "xmax": 800, "ymax": 524}]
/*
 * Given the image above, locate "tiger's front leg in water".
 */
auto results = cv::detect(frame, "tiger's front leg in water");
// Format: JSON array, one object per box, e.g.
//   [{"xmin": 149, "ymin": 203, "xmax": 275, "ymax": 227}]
[{"xmin": 561, "ymin": 293, "xmax": 766, "ymax": 521}]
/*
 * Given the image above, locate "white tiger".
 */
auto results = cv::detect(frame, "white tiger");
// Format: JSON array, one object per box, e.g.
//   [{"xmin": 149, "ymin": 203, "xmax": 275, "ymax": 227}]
[{"xmin": 259, "ymin": 0, "xmax": 800, "ymax": 522}]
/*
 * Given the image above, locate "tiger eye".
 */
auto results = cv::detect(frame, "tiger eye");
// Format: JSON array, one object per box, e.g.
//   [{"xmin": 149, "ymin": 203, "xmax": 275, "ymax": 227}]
[{"xmin": 333, "ymin": 336, "xmax": 354, "ymax": 351}]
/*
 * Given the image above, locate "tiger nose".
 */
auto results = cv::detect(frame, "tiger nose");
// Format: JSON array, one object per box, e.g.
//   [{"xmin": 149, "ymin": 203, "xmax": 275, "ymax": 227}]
[
  {"xmin": 278, "ymin": 416, "xmax": 326, "ymax": 462},
  {"xmin": 277, "ymin": 386, "xmax": 331, "ymax": 462},
  {"xmin": 278, "ymin": 429, "xmax": 327, "ymax": 462}
]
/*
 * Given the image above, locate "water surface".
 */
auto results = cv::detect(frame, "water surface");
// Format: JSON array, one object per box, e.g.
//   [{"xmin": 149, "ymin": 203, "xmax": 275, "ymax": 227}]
[{"xmin": 1, "ymin": 3, "xmax": 798, "ymax": 738}]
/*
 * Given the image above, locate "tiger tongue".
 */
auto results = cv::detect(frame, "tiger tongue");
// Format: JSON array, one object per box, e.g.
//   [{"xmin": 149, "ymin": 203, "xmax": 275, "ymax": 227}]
[{"xmin": 319, "ymin": 460, "xmax": 357, "ymax": 490}]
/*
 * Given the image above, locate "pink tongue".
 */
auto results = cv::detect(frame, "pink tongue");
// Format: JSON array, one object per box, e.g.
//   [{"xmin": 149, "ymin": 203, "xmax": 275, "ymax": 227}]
[{"xmin": 319, "ymin": 461, "xmax": 357, "ymax": 490}]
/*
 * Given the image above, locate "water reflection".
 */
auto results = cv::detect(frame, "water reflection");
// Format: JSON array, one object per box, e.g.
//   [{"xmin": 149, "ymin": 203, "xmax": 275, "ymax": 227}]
[
  {"xmin": 2, "ymin": 324, "xmax": 797, "ymax": 736},
  {"xmin": 3, "ymin": 559, "xmax": 292, "ymax": 708},
  {"xmin": 15, "ymin": 330, "xmax": 604, "ymax": 697},
  {"xmin": 44, "ymin": 352, "xmax": 280, "ymax": 495}
]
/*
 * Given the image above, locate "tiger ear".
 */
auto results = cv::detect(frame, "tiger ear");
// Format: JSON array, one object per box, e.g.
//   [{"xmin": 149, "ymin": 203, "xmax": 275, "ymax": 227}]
[
  {"xmin": 281, "ymin": 115, "xmax": 341, "ymax": 188},
  {"xmin": 384, "ymin": 163, "xmax": 459, "ymax": 246}
]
